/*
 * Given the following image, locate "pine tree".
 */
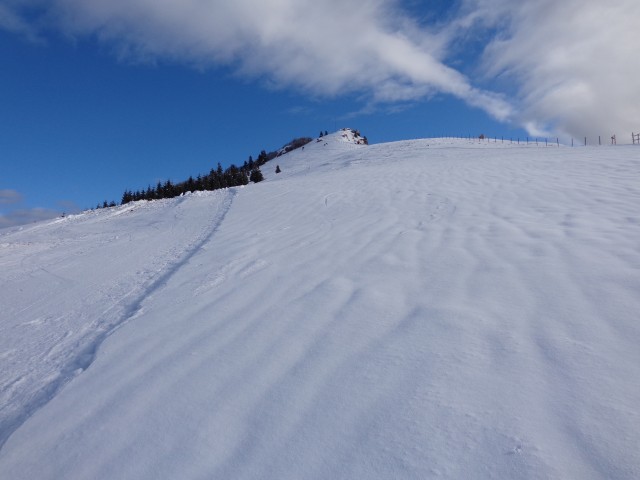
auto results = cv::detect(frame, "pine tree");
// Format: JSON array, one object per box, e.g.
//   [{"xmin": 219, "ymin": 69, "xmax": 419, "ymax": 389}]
[
  {"xmin": 257, "ymin": 150, "xmax": 268, "ymax": 166},
  {"xmin": 121, "ymin": 190, "xmax": 133, "ymax": 205},
  {"xmin": 164, "ymin": 180, "xmax": 174, "ymax": 197},
  {"xmin": 250, "ymin": 168, "xmax": 264, "ymax": 183},
  {"xmin": 186, "ymin": 176, "xmax": 195, "ymax": 193}
]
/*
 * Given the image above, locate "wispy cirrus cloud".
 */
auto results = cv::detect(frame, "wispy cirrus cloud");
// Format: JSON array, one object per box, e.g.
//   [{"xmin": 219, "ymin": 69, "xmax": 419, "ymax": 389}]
[{"xmin": 0, "ymin": 2, "xmax": 43, "ymax": 43}]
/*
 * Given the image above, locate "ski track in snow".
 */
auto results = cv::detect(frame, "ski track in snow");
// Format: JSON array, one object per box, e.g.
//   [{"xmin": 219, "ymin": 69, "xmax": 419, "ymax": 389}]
[
  {"xmin": 1, "ymin": 133, "xmax": 640, "ymax": 479},
  {"xmin": 0, "ymin": 188, "xmax": 236, "ymax": 450}
]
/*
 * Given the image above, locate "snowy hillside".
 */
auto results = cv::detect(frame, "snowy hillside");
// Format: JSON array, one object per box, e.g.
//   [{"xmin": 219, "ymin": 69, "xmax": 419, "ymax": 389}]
[{"xmin": 1, "ymin": 132, "xmax": 639, "ymax": 479}]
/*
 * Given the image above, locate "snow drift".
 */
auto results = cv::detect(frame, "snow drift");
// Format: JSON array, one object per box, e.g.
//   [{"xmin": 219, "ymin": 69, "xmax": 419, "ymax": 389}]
[{"xmin": 1, "ymin": 131, "xmax": 639, "ymax": 479}]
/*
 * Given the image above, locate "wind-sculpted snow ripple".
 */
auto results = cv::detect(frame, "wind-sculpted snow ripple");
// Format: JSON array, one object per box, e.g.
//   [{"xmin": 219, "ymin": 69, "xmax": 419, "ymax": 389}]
[{"xmin": 1, "ymin": 137, "xmax": 640, "ymax": 479}]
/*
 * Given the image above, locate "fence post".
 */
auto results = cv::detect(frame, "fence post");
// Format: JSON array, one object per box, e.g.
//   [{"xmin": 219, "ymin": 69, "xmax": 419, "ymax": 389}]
[
  {"xmin": 599, "ymin": 135, "xmax": 601, "ymax": 146},
  {"xmin": 584, "ymin": 137, "xmax": 587, "ymax": 146}
]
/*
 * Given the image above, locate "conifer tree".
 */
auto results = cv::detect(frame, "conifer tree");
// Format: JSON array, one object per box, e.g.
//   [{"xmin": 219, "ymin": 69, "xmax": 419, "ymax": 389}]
[
  {"xmin": 186, "ymin": 176, "xmax": 195, "ymax": 193},
  {"xmin": 99, "ymin": 130, "xmax": 323, "ymax": 206},
  {"xmin": 163, "ymin": 180, "xmax": 174, "ymax": 197},
  {"xmin": 250, "ymin": 168, "xmax": 264, "ymax": 183}
]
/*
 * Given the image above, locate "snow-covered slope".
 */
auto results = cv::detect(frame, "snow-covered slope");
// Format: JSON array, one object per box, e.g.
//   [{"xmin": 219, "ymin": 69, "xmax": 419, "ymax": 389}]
[{"xmin": 1, "ymin": 132, "xmax": 639, "ymax": 479}]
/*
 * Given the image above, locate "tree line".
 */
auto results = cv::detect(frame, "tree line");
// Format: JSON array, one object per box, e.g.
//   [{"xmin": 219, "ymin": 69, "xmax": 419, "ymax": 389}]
[
  {"xmin": 97, "ymin": 136, "xmax": 313, "ymax": 209},
  {"xmin": 119, "ymin": 160, "xmax": 260, "ymax": 206}
]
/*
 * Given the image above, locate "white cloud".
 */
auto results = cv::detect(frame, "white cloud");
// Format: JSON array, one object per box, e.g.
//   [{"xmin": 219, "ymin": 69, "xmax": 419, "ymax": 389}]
[
  {"xmin": 461, "ymin": 0, "xmax": 640, "ymax": 138},
  {"xmin": 2, "ymin": 0, "xmax": 636, "ymax": 137},
  {"xmin": 0, "ymin": 0, "xmax": 513, "ymax": 122}
]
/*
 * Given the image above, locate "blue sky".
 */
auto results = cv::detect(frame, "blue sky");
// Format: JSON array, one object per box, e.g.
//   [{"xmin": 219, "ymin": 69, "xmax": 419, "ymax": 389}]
[{"xmin": 1, "ymin": 0, "xmax": 637, "ymax": 227}]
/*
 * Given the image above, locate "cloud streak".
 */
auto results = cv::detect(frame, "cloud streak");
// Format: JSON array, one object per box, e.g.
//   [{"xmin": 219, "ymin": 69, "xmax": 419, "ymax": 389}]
[
  {"xmin": 2, "ymin": 0, "xmax": 637, "ymax": 137},
  {"xmin": 1, "ymin": 0, "xmax": 513, "ymax": 122},
  {"xmin": 0, "ymin": 2, "xmax": 43, "ymax": 42}
]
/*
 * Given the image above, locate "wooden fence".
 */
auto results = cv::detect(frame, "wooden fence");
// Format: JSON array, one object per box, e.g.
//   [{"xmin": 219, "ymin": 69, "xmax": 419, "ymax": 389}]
[{"xmin": 442, "ymin": 133, "xmax": 639, "ymax": 146}]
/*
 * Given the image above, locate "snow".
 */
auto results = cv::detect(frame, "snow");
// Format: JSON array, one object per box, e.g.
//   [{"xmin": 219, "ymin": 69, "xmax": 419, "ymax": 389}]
[{"xmin": 1, "ymin": 131, "xmax": 640, "ymax": 479}]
